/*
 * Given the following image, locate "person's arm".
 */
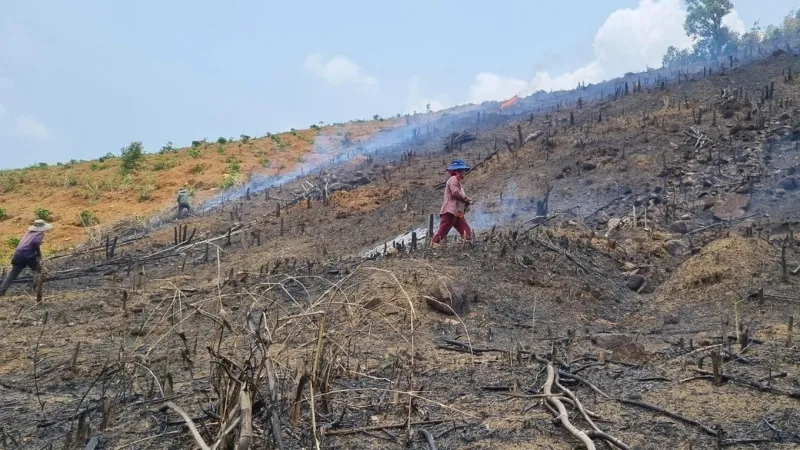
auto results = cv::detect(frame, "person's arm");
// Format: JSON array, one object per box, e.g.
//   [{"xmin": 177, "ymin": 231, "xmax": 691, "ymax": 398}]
[
  {"xmin": 448, "ymin": 177, "xmax": 471, "ymax": 203},
  {"xmin": 31, "ymin": 233, "xmax": 44, "ymax": 259}
]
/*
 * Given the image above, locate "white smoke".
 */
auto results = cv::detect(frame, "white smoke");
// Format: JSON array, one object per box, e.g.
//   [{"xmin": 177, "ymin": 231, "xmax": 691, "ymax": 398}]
[
  {"xmin": 406, "ymin": 75, "xmax": 445, "ymax": 114},
  {"xmin": 468, "ymin": 0, "xmax": 744, "ymax": 100},
  {"xmin": 303, "ymin": 53, "xmax": 378, "ymax": 89}
]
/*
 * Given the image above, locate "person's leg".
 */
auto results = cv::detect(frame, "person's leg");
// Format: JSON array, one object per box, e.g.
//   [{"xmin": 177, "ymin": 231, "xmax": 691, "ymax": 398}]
[
  {"xmin": 0, "ymin": 264, "xmax": 25, "ymax": 296},
  {"xmin": 453, "ymin": 216, "xmax": 472, "ymax": 241},
  {"xmin": 432, "ymin": 213, "xmax": 455, "ymax": 245}
]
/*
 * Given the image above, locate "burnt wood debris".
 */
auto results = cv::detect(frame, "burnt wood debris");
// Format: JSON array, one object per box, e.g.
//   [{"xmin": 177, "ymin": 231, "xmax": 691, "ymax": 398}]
[{"xmin": 2, "ymin": 37, "xmax": 800, "ymax": 450}]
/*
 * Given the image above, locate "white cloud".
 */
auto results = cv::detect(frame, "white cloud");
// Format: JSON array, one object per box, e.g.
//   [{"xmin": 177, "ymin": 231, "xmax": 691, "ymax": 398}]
[
  {"xmin": 722, "ymin": 10, "xmax": 746, "ymax": 35},
  {"xmin": 406, "ymin": 75, "xmax": 445, "ymax": 113},
  {"xmin": 303, "ymin": 53, "xmax": 378, "ymax": 89},
  {"xmin": 468, "ymin": 72, "xmax": 530, "ymax": 104},
  {"xmin": 467, "ymin": 0, "xmax": 745, "ymax": 101},
  {"xmin": 13, "ymin": 114, "xmax": 50, "ymax": 140}
]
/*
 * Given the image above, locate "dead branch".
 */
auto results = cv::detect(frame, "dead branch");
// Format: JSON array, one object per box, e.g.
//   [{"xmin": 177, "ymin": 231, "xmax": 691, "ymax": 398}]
[
  {"xmin": 694, "ymin": 369, "xmax": 800, "ymax": 399},
  {"xmin": 542, "ymin": 364, "xmax": 596, "ymax": 450},
  {"xmin": 616, "ymin": 398, "xmax": 717, "ymax": 436},
  {"xmin": 163, "ymin": 402, "xmax": 211, "ymax": 450},
  {"xmin": 419, "ymin": 429, "xmax": 438, "ymax": 450},
  {"xmin": 321, "ymin": 420, "xmax": 446, "ymax": 437}
]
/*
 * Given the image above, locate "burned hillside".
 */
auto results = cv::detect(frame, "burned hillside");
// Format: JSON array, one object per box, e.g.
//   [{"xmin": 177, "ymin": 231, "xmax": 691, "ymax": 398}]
[{"xmin": 1, "ymin": 52, "xmax": 800, "ymax": 450}]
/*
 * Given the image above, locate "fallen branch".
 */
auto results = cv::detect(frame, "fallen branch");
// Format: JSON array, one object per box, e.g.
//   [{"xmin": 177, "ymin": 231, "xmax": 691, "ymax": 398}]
[
  {"xmin": 321, "ymin": 420, "xmax": 446, "ymax": 437},
  {"xmin": 419, "ymin": 429, "xmax": 438, "ymax": 450},
  {"xmin": 685, "ymin": 214, "xmax": 758, "ymax": 236},
  {"xmin": 543, "ymin": 364, "xmax": 596, "ymax": 450},
  {"xmin": 616, "ymin": 398, "xmax": 717, "ymax": 436},
  {"xmin": 438, "ymin": 339, "xmax": 507, "ymax": 354},
  {"xmin": 694, "ymin": 369, "xmax": 800, "ymax": 399},
  {"xmin": 164, "ymin": 401, "xmax": 211, "ymax": 450}
]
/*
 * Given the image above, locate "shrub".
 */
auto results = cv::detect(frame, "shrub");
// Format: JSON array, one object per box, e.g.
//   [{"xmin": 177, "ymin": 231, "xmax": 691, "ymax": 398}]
[
  {"xmin": 225, "ymin": 158, "xmax": 241, "ymax": 175},
  {"xmin": 219, "ymin": 173, "xmax": 236, "ymax": 189},
  {"xmin": 98, "ymin": 152, "xmax": 115, "ymax": 162},
  {"xmin": 159, "ymin": 141, "xmax": 175, "ymax": 154},
  {"xmin": 260, "ymin": 158, "xmax": 271, "ymax": 168},
  {"xmin": 152, "ymin": 158, "xmax": 177, "ymax": 171},
  {"xmin": 0, "ymin": 171, "xmax": 23, "ymax": 193},
  {"xmin": 188, "ymin": 147, "xmax": 201, "ymax": 159},
  {"xmin": 7, "ymin": 236, "xmax": 20, "ymax": 249},
  {"xmin": 138, "ymin": 183, "xmax": 154, "ymax": 202},
  {"xmin": 190, "ymin": 164, "xmax": 205, "ymax": 174},
  {"xmin": 217, "ymin": 137, "xmax": 227, "ymax": 144},
  {"xmin": 0, "ymin": 208, "xmax": 7, "ymax": 220},
  {"xmin": 79, "ymin": 210, "xmax": 99, "ymax": 227},
  {"xmin": 63, "ymin": 171, "xmax": 79, "ymax": 187},
  {"xmin": 35, "ymin": 208, "xmax": 52, "ymax": 221},
  {"xmin": 297, "ymin": 156, "xmax": 305, "ymax": 163},
  {"xmin": 90, "ymin": 162, "xmax": 105, "ymax": 171},
  {"xmin": 240, "ymin": 134, "xmax": 250, "ymax": 143},
  {"xmin": 290, "ymin": 128, "xmax": 298, "ymax": 136},
  {"xmin": 120, "ymin": 141, "xmax": 144, "ymax": 175},
  {"xmin": 310, "ymin": 124, "xmax": 320, "ymax": 131},
  {"xmin": 191, "ymin": 139, "xmax": 206, "ymax": 148},
  {"xmin": 217, "ymin": 145, "xmax": 225, "ymax": 155}
]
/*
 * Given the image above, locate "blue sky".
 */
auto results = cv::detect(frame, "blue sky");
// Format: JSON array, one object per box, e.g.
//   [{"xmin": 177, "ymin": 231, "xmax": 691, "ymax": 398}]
[{"xmin": 0, "ymin": 0, "xmax": 797, "ymax": 169}]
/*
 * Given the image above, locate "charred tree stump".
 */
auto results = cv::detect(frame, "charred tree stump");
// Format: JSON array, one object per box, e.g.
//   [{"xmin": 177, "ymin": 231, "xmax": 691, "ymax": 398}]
[
  {"xmin": 411, "ymin": 231, "xmax": 418, "ymax": 252},
  {"xmin": 711, "ymin": 350, "xmax": 723, "ymax": 386},
  {"xmin": 517, "ymin": 124, "xmax": 524, "ymax": 148},
  {"xmin": 428, "ymin": 214, "xmax": 435, "ymax": 246},
  {"xmin": 782, "ymin": 238, "xmax": 788, "ymax": 282},
  {"xmin": 275, "ymin": 202, "xmax": 281, "ymax": 218}
]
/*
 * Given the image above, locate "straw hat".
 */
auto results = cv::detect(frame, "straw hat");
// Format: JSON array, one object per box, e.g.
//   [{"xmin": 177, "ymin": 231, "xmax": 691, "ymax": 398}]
[{"xmin": 29, "ymin": 219, "xmax": 53, "ymax": 232}]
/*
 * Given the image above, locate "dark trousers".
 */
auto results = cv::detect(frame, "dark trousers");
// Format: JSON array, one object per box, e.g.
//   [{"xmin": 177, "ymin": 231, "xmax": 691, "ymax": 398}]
[
  {"xmin": 432, "ymin": 213, "xmax": 472, "ymax": 244},
  {"xmin": 177, "ymin": 203, "xmax": 190, "ymax": 218},
  {"xmin": 0, "ymin": 258, "xmax": 39, "ymax": 296}
]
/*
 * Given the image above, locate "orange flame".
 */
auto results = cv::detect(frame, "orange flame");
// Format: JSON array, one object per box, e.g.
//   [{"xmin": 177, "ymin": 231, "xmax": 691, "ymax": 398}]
[{"xmin": 500, "ymin": 95, "xmax": 519, "ymax": 109}]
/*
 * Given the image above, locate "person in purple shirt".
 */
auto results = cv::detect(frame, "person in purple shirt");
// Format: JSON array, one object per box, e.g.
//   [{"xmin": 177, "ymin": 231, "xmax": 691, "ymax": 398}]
[{"xmin": 0, "ymin": 219, "xmax": 52, "ymax": 296}]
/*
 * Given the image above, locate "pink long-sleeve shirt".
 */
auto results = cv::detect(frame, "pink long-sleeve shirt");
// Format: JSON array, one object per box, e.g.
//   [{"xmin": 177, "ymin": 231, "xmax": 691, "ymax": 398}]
[{"xmin": 440, "ymin": 175, "xmax": 469, "ymax": 216}]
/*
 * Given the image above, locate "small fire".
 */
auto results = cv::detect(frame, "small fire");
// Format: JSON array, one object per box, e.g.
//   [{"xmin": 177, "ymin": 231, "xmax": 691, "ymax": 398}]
[{"xmin": 500, "ymin": 95, "xmax": 519, "ymax": 109}]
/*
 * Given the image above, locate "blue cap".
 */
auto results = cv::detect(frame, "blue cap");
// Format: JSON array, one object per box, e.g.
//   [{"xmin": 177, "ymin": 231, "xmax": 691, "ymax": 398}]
[{"xmin": 447, "ymin": 159, "xmax": 471, "ymax": 171}]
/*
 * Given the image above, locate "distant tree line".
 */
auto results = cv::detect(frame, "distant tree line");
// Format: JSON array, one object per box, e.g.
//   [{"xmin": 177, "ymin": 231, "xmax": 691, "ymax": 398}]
[{"xmin": 663, "ymin": 0, "xmax": 800, "ymax": 68}]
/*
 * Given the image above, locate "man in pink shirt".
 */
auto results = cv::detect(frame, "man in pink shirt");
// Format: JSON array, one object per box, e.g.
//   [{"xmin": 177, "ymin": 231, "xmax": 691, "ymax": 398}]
[{"xmin": 431, "ymin": 160, "xmax": 473, "ymax": 247}]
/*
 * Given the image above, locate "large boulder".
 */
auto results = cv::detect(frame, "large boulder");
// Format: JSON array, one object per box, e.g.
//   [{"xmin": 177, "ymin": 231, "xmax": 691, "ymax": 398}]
[
  {"xmin": 665, "ymin": 239, "xmax": 688, "ymax": 256},
  {"xmin": 669, "ymin": 221, "xmax": 689, "ymax": 234},
  {"xmin": 712, "ymin": 193, "xmax": 750, "ymax": 220},
  {"xmin": 625, "ymin": 274, "xmax": 655, "ymax": 294}
]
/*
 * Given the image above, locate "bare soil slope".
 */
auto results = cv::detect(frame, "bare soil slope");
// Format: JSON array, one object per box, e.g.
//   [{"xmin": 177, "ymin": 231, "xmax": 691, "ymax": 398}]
[{"xmin": 1, "ymin": 55, "xmax": 800, "ymax": 450}]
